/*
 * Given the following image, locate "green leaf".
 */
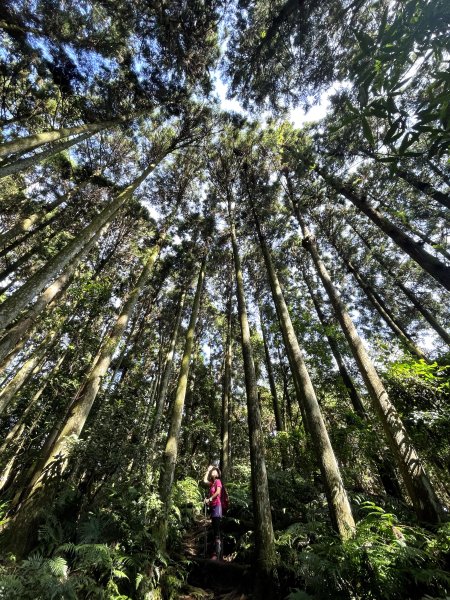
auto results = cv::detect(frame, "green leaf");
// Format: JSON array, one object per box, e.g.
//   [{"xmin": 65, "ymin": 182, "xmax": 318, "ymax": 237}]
[{"xmin": 361, "ymin": 116, "xmax": 375, "ymax": 146}]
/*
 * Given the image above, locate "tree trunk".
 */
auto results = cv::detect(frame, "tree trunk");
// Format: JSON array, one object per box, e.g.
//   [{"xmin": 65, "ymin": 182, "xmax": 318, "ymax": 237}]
[
  {"xmin": 0, "ymin": 117, "xmax": 127, "ymax": 159},
  {"xmin": 221, "ymin": 277, "xmax": 233, "ymax": 482},
  {"xmin": 260, "ymin": 307, "xmax": 288, "ymax": 470},
  {"xmin": 322, "ymin": 234, "xmax": 428, "ymax": 360},
  {"xmin": 394, "ymin": 167, "xmax": 450, "ymax": 210},
  {"xmin": 348, "ymin": 221, "xmax": 450, "ymax": 346},
  {"xmin": 314, "ymin": 164, "xmax": 450, "ymax": 290},
  {"xmin": 300, "ymin": 223, "xmax": 444, "ymax": 523},
  {"xmin": 147, "ymin": 289, "xmax": 186, "ymax": 450},
  {"xmin": 302, "ymin": 271, "xmax": 367, "ymax": 418},
  {"xmin": 158, "ymin": 255, "xmax": 206, "ymax": 547},
  {"xmin": 0, "ymin": 132, "xmax": 92, "ymax": 179},
  {"xmin": 302, "ymin": 268, "xmax": 403, "ymax": 498},
  {"xmin": 228, "ymin": 197, "xmax": 277, "ymax": 595},
  {"xmin": 0, "ymin": 351, "xmax": 67, "ymax": 493},
  {"xmin": 0, "ymin": 162, "xmax": 159, "ymax": 331},
  {"xmin": 250, "ymin": 199, "xmax": 355, "ymax": 540},
  {"xmin": 0, "ymin": 182, "xmax": 86, "ymax": 251},
  {"xmin": 0, "ymin": 224, "xmax": 105, "ymax": 366},
  {"xmin": 19, "ymin": 228, "xmax": 167, "ymax": 507},
  {"xmin": 0, "ymin": 327, "xmax": 59, "ymax": 414}
]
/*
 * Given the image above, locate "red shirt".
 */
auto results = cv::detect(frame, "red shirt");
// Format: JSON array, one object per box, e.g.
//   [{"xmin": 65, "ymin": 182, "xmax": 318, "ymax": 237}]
[{"xmin": 209, "ymin": 478, "xmax": 222, "ymax": 507}]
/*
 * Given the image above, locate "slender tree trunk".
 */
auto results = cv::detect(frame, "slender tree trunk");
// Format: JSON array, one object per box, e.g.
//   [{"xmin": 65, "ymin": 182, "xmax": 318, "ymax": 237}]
[
  {"xmin": 314, "ymin": 164, "xmax": 450, "ymax": 290},
  {"xmin": 158, "ymin": 256, "xmax": 207, "ymax": 547},
  {"xmin": 0, "ymin": 117, "xmax": 128, "ymax": 159},
  {"xmin": 220, "ymin": 276, "xmax": 233, "ymax": 482},
  {"xmin": 348, "ymin": 221, "xmax": 450, "ymax": 346},
  {"xmin": 0, "ymin": 351, "xmax": 67, "ymax": 492},
  {"xmin": 321, "ymin": 233, "xmax": 428, "ymax": 360},
  {"xmin": 0, "ymin": 182, "xmax": 86, "ymax": 251},
  {"xmin": 249, "ymin": 198, "xmax": 355, "ymax": 540},
  {"xmin": 148, "ymin": 289, "xmax": 186, "ymax": 450},
  {"xmin": 0, "ymin": 327, "xmax": 59, "ymax": 414},
  {"xmin": 344, "ymin": 255, "xmax": 427, "ymax": 359},
  {"xmin": 0, "ymin": 246, "xmax": 38, "ymax": 284},
  {"xmin": 302, "ymin": 269, "xmax": 403, "ymax": 498},
  {"xmin": 302, "ymin": 271, "xmax": 366, "ymax": 418},
  {"xmin": 260, "ymin": 307, "xmax": 288, "ymax": 470},
  {"xmin": 228, "ymin": 197, "xmax": 277, "ymax": 595},
  {"xmin": 0, "ymin": 224, "xmax": 105, "ymax": 366},
  {"xmin": 0, "ymin": 132, "xmax": 92, "ymax": 179},
  {"xmin": 394, "ymin": 167, "xmax": 450, "ymax": 210},
  {"xmin": 300, "ymin": 222, "xmax": 444, "ymax": 523},
  {"xmin": 0, "ymin": 162, "xmax": 159, "ymax": 331}
]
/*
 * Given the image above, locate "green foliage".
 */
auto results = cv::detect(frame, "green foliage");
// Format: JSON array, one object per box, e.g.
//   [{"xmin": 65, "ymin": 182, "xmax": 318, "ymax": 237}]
[
  {"xmin": 277, "ymin": 502, "xmax": 450, "ymax": 600},
  {"xmin": 389, "ymin": 358, "xmax": 450, "ymax": 393}
]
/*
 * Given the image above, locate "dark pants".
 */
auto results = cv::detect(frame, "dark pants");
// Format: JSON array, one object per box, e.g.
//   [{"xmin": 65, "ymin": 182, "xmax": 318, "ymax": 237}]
[{"xmin": 210, "ymin": 504, "xmax": 222, "ymax": 557}]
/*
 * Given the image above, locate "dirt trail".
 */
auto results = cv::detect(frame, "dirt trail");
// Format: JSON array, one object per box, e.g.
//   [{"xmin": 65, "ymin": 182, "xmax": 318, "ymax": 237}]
[{"xmin": 178, "ymin": 513, "xmax": 252, "ymax": 600}]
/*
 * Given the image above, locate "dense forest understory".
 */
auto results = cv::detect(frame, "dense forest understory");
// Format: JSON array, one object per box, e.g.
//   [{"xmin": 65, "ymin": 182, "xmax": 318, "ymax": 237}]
[{"xmin": 0, "ymin": 0, "xmax": 449, "ymax": 598}]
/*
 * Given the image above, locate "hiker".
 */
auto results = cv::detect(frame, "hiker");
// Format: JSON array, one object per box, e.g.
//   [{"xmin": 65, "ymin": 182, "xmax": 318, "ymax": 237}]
[{"xmin": 203, "ymin": 463, "xmax": 222, "ymax": 559}]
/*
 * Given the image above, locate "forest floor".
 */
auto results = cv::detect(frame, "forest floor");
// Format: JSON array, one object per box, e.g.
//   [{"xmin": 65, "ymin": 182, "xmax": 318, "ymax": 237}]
[{"xmin": 178, "ymin": 513, "xmax": 252, "ymax": 600}]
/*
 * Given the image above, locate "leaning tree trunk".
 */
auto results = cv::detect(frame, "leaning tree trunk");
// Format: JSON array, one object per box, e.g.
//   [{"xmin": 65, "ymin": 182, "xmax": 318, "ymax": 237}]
[
  {"xmin": 0, "ymin": 132, "xmax": 92, "ymax": 179},
  {"xmin": 249, "ymin": 198, "xmax": 355, "ymax": 540},
  {"xmin": 220, "ymin": 276, "xmax": 233, "ymax": 482},
  {"xmin": 0, "ymin": 224, "xmax": 106, "ymax": 366},
  {"xmin": 0, "ymin": 116, "xmax": 131, "ymax": 159},
  {"xmin": 342, "ymin": 254, "xmax": 427, "ymax": 360},
  {"xmin": 313, "ymin": 163, "xmax": 450, "ymax": 290},
  {"xmin": 0, "ymin": 191, "xmax": 69, "ymax": 250},
  {"xmin": 299, "ymin": 221, "xmax": 444, "ymax": 523},
  {"xmin": 16, "ymin": 228, "xmax": 168, "ymax": 520},
  {"xmin": 0, "ymin": 351, "xmax": 67, "ymax": 493},
  {"xmin": 320, "ymin": 230, "xmax": 428, "ymax": 361},
  {"xmin": 348, "ymin": 221, "xmax": 450, "ymax": 346},
  {"xmin": 228, "ymin": 196, "xmax": 277, "ymax": 597},
  {"xmin": 158, "ymin": 255, "xmax": 206, "ymax": 548},
  {"xmin": 0, "ymin": 161, "xmax": 159, "ymax": 331},
  {"xmin": 302, "ymin": 270, "xmax": 366, "ymax": 418},
  {"xmin": 302, "ymin": 268, "xmax": 403, "ymax": 498},
  {"xmin": 0, "ymin": 325, "xmax": 61, "ymax": 414},
  {"xmin": 394, "ymin": 166, "xmax": 450, "ymax": 210},
  {"xmin": 147, "ymin": 289, "xmax": 187, "ymax": 451}
]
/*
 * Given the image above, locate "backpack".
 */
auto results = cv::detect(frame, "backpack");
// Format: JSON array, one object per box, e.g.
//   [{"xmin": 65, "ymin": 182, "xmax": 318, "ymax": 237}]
[{"xmin": 221, "ymin": 484, "xmax": 230, "ymax": 514}]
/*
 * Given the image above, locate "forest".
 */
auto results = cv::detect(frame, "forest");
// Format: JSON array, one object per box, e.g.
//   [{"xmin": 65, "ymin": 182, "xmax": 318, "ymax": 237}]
[{"xmin": 0, "ymin": 0, "xmax": 449, "ymax": 598}]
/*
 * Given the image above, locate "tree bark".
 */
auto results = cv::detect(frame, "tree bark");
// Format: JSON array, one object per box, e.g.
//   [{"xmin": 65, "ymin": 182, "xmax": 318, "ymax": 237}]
[
  {"xmin": 249, "ymin": 198, "xmax": 355, "ymax": 540},
  {"xmin": 314, "ymin": 164, "xmax": 450, "ymax": 290},
  {"xmin": 0, "ymin": 327, "xmax": 60, "ymax": 415},
  {"xmin": 0, "ymin": 117, "xmax": 126, "ymax": 159},
  {"xmin": 0, "ymin": 132, "xmax": 92, "ymax": 179},
  {"xmin": 221, "ymin": 276, "xmax": 233, "ymax": 482},
  {"xmin": 302, "ymin": 268, "xmax": 403, "ymax": 498},
  {"xmin": 259, "ymin": 307, "xmax": 289, "ymax": 470},
  {"xmin": 394, "ymin": 167, "xmax": 450, "ymax": 210},
  {"xmin": 302, "ymin": 271, "xmax": 367, "ymax": 418},
  {"xmin": 228, "ymin": 196, "xmax": 277, "ymax": 594},
  {"xmin": 0, "ymin": 181, "xmax": 88, "ymax": 252},
  {"xmin": 322, "ymin": 233, "xmax": 428, "ymax": 360},
  {"xmin": 300, "ymin": 222, "xmax": 444, "ymax": 523}
]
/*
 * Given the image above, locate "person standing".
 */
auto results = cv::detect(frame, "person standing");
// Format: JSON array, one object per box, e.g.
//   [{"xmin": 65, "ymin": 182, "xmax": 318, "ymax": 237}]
[{"xmin": 203, "ymin": 464, "xmax": 222, "ymax": 559}]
